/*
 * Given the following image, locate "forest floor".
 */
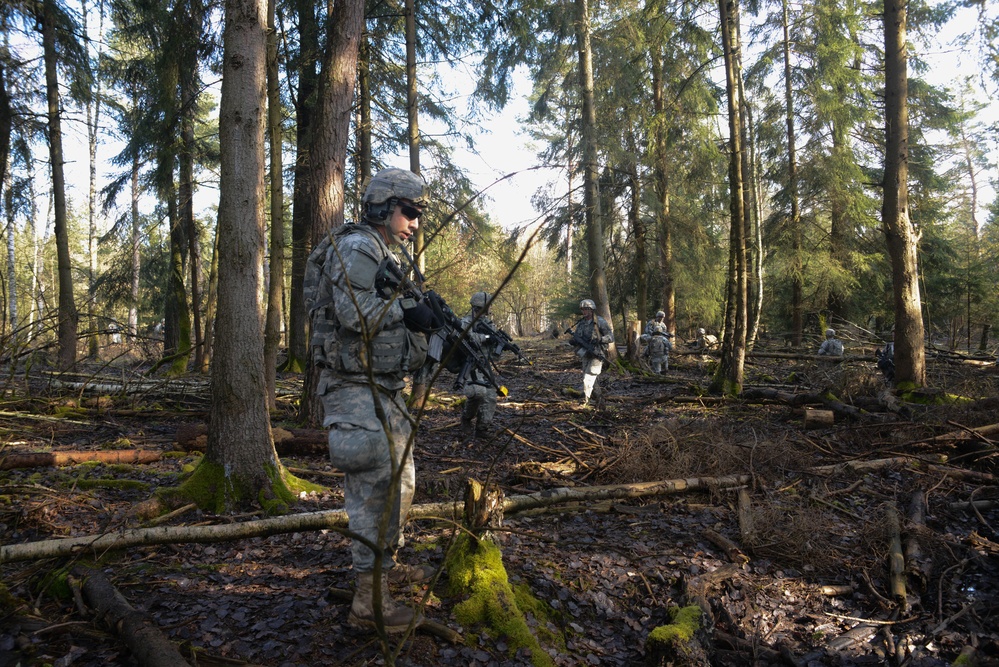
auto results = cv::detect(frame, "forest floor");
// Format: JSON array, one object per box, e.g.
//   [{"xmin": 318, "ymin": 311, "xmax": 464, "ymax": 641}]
[{"xmin": 1, "ymin": 335, "xmax": 998, "ymax": 667}]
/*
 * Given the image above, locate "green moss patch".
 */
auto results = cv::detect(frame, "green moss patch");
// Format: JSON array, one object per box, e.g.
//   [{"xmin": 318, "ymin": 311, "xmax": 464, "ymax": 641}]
[
  {"xmin": 75, "ymin": 479, "xmax": 150, "ymax": 492},
  {"xmin": 159, "ymin": 457, "xmax": 301, "ymax": 515},
  {"xmin": 445, "ymin": 533, "xmax": 560, "ymax": 667},
  {"xmin": 646, "ymin": 605, "xmax": 703, "ymax": 655}
]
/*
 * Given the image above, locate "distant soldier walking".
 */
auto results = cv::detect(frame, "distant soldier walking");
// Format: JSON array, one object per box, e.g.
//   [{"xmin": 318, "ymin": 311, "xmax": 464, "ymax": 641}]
[{"xmin": 567, "ymin": 299, "xmax": 614, "ymax": 407}]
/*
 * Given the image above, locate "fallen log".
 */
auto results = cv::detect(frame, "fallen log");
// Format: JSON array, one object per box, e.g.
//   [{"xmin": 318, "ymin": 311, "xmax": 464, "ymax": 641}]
[
  {"xmin": 175, "ymin": 423, "xmax": 327, "ymax": 456},
  {"xmin": 804, "ymin": 408, "xmax": 835, "ymax": 429},
  {"xmin": 76, "ymin": 566, "xmax": 192, "ymax": 667},
  {"xmin": 0, "ymin": 450, "xmax": 164, "ymax": 470},
  {"xmin": 0, "ymin": 473, "xmax": 750, "ymax": 564}
]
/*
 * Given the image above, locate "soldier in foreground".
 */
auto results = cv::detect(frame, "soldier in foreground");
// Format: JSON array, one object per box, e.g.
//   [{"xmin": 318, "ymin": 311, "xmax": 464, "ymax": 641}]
[
  {"xmin": 567, "ymin": 299, "xmax": 614, "ymax": 407},
  {"xmin": 307, "ymin": 168, "xmax": 439, "ymax": 633}
]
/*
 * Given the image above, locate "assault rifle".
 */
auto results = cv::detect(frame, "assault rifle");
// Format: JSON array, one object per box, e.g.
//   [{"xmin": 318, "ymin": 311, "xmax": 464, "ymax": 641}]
[
  {"xmin": 387, "ymin": 247, "xmax": 507, "ymax": 396},
  {"xmin": 473, "ymin": 319, "xmax": 531, "ymax": 365},
  {"xmin": 565, "ymin": 320, "xmax": 608, "ymax": 363}
]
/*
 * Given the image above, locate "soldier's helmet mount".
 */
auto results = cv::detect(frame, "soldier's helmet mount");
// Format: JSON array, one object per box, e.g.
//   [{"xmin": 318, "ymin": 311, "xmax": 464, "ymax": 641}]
[
  {"xmin": 362, "ymin": 168, "xmax": 428, "ymax": 223},
  {"xmin": 580, "ymin": 299, "xmax": 596, "ymax": 311}
]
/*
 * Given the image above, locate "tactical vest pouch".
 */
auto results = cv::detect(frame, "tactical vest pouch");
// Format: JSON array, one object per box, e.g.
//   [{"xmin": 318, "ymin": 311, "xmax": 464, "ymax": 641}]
[
  {"xmin": 406, "ymin": 330, "xmax": 428, "ymax": 372},
  {"xmin": 339, "ymin": 323, "xmax": 408, "ymax": 375}
]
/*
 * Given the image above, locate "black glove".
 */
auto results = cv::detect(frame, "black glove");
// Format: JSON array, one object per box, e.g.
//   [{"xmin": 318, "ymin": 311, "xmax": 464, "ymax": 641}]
[{"xmin": 402, "ymin": 300, "xmax": 439, "ymax": 334}]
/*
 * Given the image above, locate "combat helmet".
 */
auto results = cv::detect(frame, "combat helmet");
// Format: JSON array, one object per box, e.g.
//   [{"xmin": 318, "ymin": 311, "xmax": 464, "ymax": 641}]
[
  {"xmin": 471, "ymin": 292, "xmax": 490, "ymax": 309},
  {"xmin": 580, "ymin": 299, "xmax": 596, "ymax": 310},
  {"xmin": 655, "ymin": 310, "xmax": 665, "ymax": 319},
  {"xmin": 362, "ymin": 168, "xmax": 428, "ymax": 223}
]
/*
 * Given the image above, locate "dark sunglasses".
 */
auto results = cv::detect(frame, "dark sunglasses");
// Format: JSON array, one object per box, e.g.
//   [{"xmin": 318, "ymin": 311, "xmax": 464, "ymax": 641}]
[{"xmin": 399, "ymin": 203, "xmax": 422, "ymax": 220}]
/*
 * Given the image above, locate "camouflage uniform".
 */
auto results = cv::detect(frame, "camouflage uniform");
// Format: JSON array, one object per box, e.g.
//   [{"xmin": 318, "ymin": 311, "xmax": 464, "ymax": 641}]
[
  {"xmin": 817, "ymin": 329, "xmax": 844, "ymax": 356},
  {"xmin": 318, "ymin": 222, "xmax": 427, "ymax": 574},
  {"xmin": 459, "ymin": 309, "xmax": 501, "ymax": 434},
  {"xmin": 641, "ymin": 332, "xmax": 672, "ymax": 373},
  {"xmin": 694, "ymin": 328, "xmax": 718, "ymax": 351},
  {"xmin": 571, "ymin": 300, "xmax": 614, "ymax": 404},
  {"xmin": 645, "ymin": 311, "xmax": 668, "ymax": 337}
]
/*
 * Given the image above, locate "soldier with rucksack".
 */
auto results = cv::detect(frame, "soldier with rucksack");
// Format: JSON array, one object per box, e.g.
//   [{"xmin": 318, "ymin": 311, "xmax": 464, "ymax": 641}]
[{"xmin": 305, "ymin": 168, "xmax": 440, "ymax": 634}]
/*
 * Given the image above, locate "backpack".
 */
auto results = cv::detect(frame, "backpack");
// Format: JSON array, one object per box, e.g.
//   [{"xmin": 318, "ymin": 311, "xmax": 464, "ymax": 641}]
[{"xmin": 304, "ymin": 231, "xmax": 340, "ymax": 368}]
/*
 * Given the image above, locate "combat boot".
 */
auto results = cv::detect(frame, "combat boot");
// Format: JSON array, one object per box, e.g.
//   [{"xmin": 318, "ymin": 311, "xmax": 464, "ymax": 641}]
[
  {"xmin": 387, "ymin": 560, "xmax": 436, "ymax": 586},
  {"xmin": 348, "ymin": 572, "xmax": 422, "ymax": 633},
  {"xmin": 459, "ymin": 416, "xmax": 475, "ymax": 438}
]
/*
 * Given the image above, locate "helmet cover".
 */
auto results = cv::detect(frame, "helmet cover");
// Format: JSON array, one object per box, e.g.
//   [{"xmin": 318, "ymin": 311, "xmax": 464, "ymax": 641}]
[
  {"xmin": 362, "ymin": 168, "xmax": 428, "ymax": 207},
  {"xmin": 471, "ymin": 292, "xmax": 489, "ymax": 309}
]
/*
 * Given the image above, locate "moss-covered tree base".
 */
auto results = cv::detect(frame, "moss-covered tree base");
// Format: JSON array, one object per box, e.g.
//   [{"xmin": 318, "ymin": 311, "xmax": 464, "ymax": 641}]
[
  {"xmin": 645, "ymin": 605, "xmax": 709, "ymax": 666},
  {"xmin": 445, "ymin": 533, "xmax": 563, "ymax": 667},
  {"xmin": 155, "ymin": 456, "xmax": 322, "ymax": 516}
]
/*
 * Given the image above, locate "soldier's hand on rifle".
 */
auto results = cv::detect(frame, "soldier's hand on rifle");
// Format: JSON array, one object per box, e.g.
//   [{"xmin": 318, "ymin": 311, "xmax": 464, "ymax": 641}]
[{"xmin": 401, "ymin": 299, "xmax": 440, "ymax": 334}]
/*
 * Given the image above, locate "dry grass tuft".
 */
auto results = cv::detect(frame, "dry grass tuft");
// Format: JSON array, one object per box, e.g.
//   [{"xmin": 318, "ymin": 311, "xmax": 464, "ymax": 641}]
[{"xmin": 606, "ymin": 412, "xmax": 813, "ymax": 485}]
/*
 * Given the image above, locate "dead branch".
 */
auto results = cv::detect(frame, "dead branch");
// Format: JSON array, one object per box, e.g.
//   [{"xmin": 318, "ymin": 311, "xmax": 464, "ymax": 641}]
[
  {"xmin": 704, "ymin": 529, "xmax": 749, "ymax": 565},
  {"xmin": 76, "ymin": 566, "xmax": 192, "ymax": 667},
  {"xmin": 737, "ymin": 488, "xmax": 755, "ymax": 544},
  {"xmin": 0, "ymin": 474, "xmax": 750, "ymax": 564},
  {"xmin": 904, "ymin": 490, "xmax": 931, "ymax": 594},
  {"xmin": 886, "ymin": 504, "xmax": 908, "ymax": 612}
]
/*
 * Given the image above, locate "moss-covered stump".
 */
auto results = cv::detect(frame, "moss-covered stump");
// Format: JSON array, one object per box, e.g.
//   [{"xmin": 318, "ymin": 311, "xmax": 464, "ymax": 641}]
[
  {"xmin": 645, "ymin": 605, "xmax": 710, "ymax": 667},
  {"xmin": 445, "ymin": 533, "xmax": 562, "ymax": 667}
]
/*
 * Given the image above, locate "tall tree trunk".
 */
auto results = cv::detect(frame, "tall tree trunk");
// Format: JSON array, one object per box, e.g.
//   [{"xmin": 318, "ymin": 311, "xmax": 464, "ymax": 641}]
[
  {"xmin": 180, "ymin": 80, "xmax": 204, "ymax": 371},
  {"xmin": 83, "ymin": 0, "xmax": 103, "ymax": 358},
  {"xmin": 42, "ymin": 0, "xmax": 78, "ymax": 370},
  {"xmin": 781, "ymin": 0, "xmax": 803, "ymax": 347},
  {"xmin": 202, "ymin": 231, "xmax": 219, "ymax": 369},
  {"xmin": 405, "ymin": 0, "xmax": 424, "ymax": 274},
  {"xmin": 882, "ymin": 0, "xmax": 925, "ymax": 387},
  {"xmin": 0, "ymin": 61, "xmax": 8, "ymax": 192},
  {"xmin": 575, "ymin": 0, "xmax": 615, "ymax": 355},
  {"xmin": 129, "ymin": 152, "xmax": 140, "ymax": 338},
  {"xmin": 283, "ymin": 0, "xmax": 319, "ymax": 374},
  {"xmin": 826, "ymin": 121, "xmax": 848, "ymax": 320},
  {"xmin": 356, "ymin": 32, "xmax": 372, "ymax": 193},
  {"xmin": 264, "ymin": 0, "xmax": 285, "ymax": 409},
  {"xmin": 650, "ymin": 46, "xmax": 675, "ymax": 335},
  {"xmin": 712, "ymin": 0, "xmax": 748, "ymax": 396},
  {"xmin": 299, "ymin": 0, "xmax": 365, "ymax": 426},
  {"xmin": 627, "ymin": 130, "xmax": 646, "ymax": 330},
  {"xmin": 1, "ymin": 62, "xmax": 14, "ymax": 337},
  {"xmin": 205, "ymin": 0, "xmax": 281, "ymax": 504}
]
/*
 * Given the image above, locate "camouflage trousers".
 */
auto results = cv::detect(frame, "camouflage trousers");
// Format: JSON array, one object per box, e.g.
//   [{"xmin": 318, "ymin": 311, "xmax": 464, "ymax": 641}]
[
  {"xmin": 581, "ymin": 357, "xmax": 603, "ymax": 401},
  {"xmin": 462, "ymin": 382, "xmax": 497, "ymax": 428},
  {"xmin": 649, "ymin": 354, "xmax": 668, "ymax": 373},
  {"xmin": 325, "ymin": 383, "xmax": 415, "ymax": 573}
]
